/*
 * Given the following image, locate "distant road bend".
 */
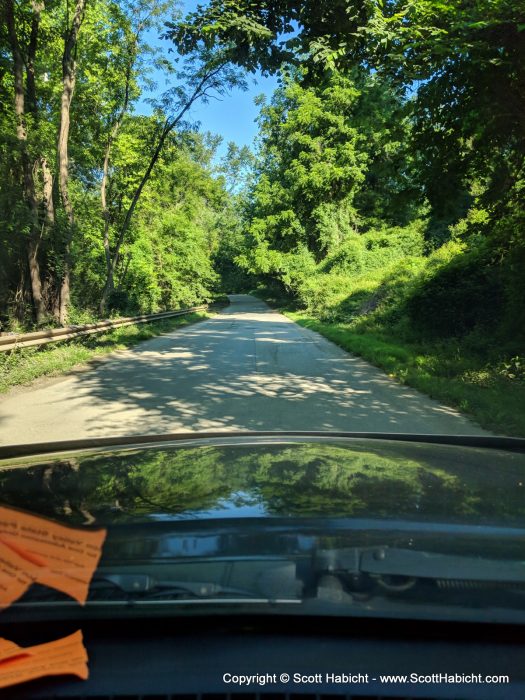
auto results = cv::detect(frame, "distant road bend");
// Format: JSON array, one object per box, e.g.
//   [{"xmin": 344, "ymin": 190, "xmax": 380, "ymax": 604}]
[{"xmin": 0, "ymin": 294, "xmax": 488, "ymax": 445}]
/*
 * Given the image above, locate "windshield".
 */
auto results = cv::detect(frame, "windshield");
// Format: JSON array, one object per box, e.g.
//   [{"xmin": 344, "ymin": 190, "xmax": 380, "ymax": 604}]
[{"xmin": 0, "ymin": 436, "xmax": 524, "ymax": 628}]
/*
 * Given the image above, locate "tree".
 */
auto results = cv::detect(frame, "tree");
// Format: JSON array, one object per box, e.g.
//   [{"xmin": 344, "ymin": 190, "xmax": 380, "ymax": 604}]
[
  {"xmin": 56, "ymin": 0, "xmax": 87, "ymax": 324},
  {"xmin": 98, "ymin": 48, "xmax": 246, "ymax": 314},
  {"xmin": 169, "ymin": 0, "xmax": 525, "ymax": 247},
  {"xmin": 121, "ymin": 132, "xmax": 226, "ymax": 311},
  {"xmin": 239, "ymin": 67, "xmax": 418, "ymax": 291},
  {"xmin": 3, "ymin": 0, "xmax": 47, "ymax": 323},
  {"xmin": 95, "ymin": 0, "xmax": 172, "ymax": 315},
  {"xmin": 0, "ymin": 0, "xmax": 246, "ymax": 327},
  {"xmin": 168, "ymin": 0, "xmax": 371, "ymax": 75},
  {"xmin": 250, "ymin": 71, "xmax": 365, "ymax": 256}
]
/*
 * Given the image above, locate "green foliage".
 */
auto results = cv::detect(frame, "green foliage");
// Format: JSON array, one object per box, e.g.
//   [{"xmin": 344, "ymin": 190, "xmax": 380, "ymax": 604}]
[
  {"xmin": 322, "ymin": 238, "xmax": 364, "ymax": 275},
  {"xmin": 172, "ymin": 0, "xmax": 525, "ymax": 229},
  {"xmin": 289, "ymin": 221, "xmax": 425, "ymax": 320},
  {"xmin": 240, "ymin": 67, "xmax": 421, "ymax": 297},
  {"xmin": 0, "ymin": 0, "xmax": 246, "ymax": 328},
  {"xmin": 246, "ymin": 71, "xmax": 369, "ymax": 262},
  {"xmin": 173, "ymin": 0, "xmax": 525, "ymax": 314},
  {"xmin": 61, "ymin": 127, "xmax": 230, "ymax": 316}
]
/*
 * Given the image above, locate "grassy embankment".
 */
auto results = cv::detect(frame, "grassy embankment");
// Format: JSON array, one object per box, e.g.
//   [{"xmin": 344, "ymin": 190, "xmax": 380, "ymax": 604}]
[
  {"xmin": 0, "ymin": 311, "xmax": 212, "ymax": 394},
  {"xmin": 254, "ymin": 283, "xmax": 525, "ymax": 438}
]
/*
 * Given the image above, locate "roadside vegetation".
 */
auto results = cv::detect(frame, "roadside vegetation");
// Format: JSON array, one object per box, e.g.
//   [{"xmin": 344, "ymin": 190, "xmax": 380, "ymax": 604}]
[{"xmin": 0, "ymin": 311, "xmax": 210, "ymax": 394}]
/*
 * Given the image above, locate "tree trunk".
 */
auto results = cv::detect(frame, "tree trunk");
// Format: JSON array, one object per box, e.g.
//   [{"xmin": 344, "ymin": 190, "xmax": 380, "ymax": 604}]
[
  {"xmin": 116, "ymin": 252, "xmax": 132, "ymax": 292},
  {"xmin": 99, "ymin": 132, "xmax": 118, "ymax": 316},
  {"xmin": 98, "ymin": 44, "xmax": 135, "ymax": 317},
  {"xmin": 4, "ymin": 0, "xmax": 46, "ymax": 325},
  {"xmin": 26, "ymin": 2, "xmax": 43, "ymax": 117},
  {"xmin": 57, "ymin": 0, "xmax": 87, "ymax": 325},
  {"xmin": 41, "ymin": 157, "xmax": 55, "ymax": 227},
  {"xmin": 101, "ymin": 140, "xmax": 113, "ymax": 277},
  {"xmin": 14, "ymin": 256, "xmax": 29, "ymax": 322}
]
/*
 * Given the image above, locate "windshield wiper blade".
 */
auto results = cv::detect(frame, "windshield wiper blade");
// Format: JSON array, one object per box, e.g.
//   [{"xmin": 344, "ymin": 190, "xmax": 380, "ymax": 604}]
[
  {"xmin": 93, "ymin": 574, "xmax": 256, "ymax": 598},
  {"xmin": 15, "ymin": 570, "xmax": 301, "ymax": 606}
]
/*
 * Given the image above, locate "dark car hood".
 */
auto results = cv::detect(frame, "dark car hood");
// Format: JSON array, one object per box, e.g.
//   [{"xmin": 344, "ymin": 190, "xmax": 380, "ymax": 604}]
[{"xmin": 1, "ymin": 434, "xmax": 524, "ymax": 529}]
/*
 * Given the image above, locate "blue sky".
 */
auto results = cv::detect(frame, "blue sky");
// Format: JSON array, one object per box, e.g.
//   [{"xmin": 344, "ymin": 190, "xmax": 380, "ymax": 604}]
[{"xmin": 137, "ymin": 0, "xmax": 279, "ymax": 157}]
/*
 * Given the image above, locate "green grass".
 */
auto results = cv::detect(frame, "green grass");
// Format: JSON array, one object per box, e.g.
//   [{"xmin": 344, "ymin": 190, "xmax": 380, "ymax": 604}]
[
  {"xmin": 285, "ymin": 312, "xmax": 525, "ymax": 437},
  {"xmin": 0, "ymin": 311, "xmax": 211, "ymax": 394}
]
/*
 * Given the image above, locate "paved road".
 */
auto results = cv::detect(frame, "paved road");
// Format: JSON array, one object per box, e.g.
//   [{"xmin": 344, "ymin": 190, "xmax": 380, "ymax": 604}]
[{"xmin": 0, "ymin": 295, "xmax": 488, "ymax": 444}]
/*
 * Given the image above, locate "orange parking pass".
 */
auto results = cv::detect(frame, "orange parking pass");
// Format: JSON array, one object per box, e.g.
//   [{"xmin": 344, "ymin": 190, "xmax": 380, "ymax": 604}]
[
  {"xmin": 0, "ymin": 506, "xmax": 106, "ymax": 605},
  {"xmin": 0, "ymin": 541, "xmax": 37, "ymax": 608},
  {"xmin": 0, "ymin": 630, "xmax": 88, "ymax": 689}
]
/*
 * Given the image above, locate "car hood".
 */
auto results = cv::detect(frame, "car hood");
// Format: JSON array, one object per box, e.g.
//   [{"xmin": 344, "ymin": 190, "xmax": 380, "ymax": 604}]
[{"xmin": 0, "ymin": 434, "xmax": 524, "ymax": 529}]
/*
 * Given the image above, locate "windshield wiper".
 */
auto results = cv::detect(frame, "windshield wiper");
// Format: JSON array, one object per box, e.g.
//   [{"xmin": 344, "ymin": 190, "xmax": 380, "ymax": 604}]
[
  {"xmin": 92, "ymin": 573, "xmax": 257, "ymax": 599},
  {"xmin": 12, "ymin": 560, "xmax": 304, "ymax": 607}
]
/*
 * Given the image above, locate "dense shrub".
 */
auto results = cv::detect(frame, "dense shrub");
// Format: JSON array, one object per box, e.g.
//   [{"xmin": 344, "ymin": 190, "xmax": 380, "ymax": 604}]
[
  {"xmin": 289, "ymin": 221, "xmax": 427, "ymax": 321},
  {"xmin": 297, "ymin": 273, "xmax": 351, "ymax": 317},
  {"xmin": 322, "ymin": 237, "xmax": 364, "ymax": 274},
  {"xmin": 405, "ymin": 246, "xmax": 505, "ymax": 338},
  {"xmin": 361, "ymin": 221, "xmax": 425, "ymax": 268}
]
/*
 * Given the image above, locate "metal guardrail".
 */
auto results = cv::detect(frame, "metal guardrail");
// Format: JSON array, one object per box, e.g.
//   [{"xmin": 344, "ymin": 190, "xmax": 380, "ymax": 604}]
[{"xmin": 0, "ymin": 306, "xmax": 208, "ymax": 352}]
